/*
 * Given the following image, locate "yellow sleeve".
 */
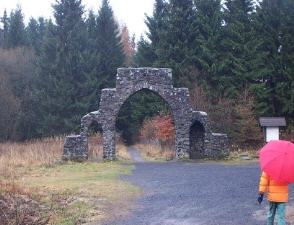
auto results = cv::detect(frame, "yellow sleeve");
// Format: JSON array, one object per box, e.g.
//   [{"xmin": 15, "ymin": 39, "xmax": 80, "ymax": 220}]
[{"xmin": 259, "ymin": 171, "xmax": 269, "ymax": 193}]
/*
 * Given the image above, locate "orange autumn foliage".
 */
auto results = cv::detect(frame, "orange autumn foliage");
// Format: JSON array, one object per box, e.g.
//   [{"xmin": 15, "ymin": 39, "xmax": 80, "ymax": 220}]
[{"xmin": 140, "ymin": 114, "xmax": 175, "ymax": 144}]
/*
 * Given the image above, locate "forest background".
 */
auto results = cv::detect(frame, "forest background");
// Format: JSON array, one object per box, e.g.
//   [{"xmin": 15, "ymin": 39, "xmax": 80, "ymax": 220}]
[{"xmin": 0, "ymin": 0, "xmax": 293, "ymax": 150}]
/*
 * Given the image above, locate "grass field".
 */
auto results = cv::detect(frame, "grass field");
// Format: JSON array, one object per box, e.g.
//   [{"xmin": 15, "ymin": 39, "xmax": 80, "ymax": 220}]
[
  {"xmin": 0, "ymin": 136, "xmax": 140, "ymax": 225},
  {"xmin": 133, "ymin": 143, "xmax": 176, "ymax": 161}
]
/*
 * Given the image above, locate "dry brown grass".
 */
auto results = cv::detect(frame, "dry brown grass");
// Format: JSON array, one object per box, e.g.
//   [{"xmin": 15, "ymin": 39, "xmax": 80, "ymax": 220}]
[
  {"xmin": 134, "ymin": 143, "xmax": 175, "ymax": 161},
  {"xmin": 0, "ymin": 136, "xmax": 134, "ymax": 224},
  {"xmin": 88, "ymin": 133, "xmax": 131, "ymax": 161},
  {"xmin": 0, "ymin": 137, "xmax": 63, "ymax": 177},
  {"xmin": 0, "ymin": 137, "xmax": 63, "ymax": 224},
  {"xmin": 88, "ymin": 134, "xmax": 103, "ymax": 159}
]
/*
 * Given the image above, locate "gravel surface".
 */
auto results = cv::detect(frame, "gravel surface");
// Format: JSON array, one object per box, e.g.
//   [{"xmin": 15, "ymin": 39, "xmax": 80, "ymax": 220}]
[{"xmin": 104, "ymin": 148, "xmax": 294, "ymax": 225}]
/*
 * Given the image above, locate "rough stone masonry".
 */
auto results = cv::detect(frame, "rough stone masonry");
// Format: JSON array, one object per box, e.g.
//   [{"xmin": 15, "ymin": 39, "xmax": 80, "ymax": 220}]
[{"xmin": 63, "ymin": 68, "xmax": 229, "ymax": 161}]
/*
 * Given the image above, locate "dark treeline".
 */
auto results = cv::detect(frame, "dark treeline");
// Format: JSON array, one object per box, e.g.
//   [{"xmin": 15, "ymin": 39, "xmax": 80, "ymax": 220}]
[
  {"xmin": 0, "ymin": 0, "xmax": 129, "ymax": 141},
  {"xmin": 133, "ymin": 0, "xmax": 294, "ymax": 146},
  {"xmin": 0, "ymin": 0, "xmax": 293, "ymax": 147}
]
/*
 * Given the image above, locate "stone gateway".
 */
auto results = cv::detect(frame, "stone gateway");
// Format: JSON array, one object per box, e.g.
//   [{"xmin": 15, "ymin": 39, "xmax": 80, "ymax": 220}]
[{"xmin": 63, "ymin": 68, "xmax": 229, "ymax": 161}]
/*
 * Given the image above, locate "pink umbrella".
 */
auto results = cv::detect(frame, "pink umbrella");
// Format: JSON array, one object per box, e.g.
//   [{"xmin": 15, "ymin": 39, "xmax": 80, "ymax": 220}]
[{"xmin": 259, "ymin": 140, "xmax": 294, "ymax": 184}]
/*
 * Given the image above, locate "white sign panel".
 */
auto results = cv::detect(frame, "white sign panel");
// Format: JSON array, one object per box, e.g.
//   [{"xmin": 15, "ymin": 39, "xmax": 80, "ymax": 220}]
[{"xmin": 266, "ymin": 127, "xmax": 279, "ymax": 142}]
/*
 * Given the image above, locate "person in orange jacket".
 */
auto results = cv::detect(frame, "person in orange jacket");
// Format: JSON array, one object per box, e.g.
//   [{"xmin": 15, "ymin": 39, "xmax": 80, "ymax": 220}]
[{"xmin": 258, "ymin": 171, "xmax": 289, "ymax": 225}]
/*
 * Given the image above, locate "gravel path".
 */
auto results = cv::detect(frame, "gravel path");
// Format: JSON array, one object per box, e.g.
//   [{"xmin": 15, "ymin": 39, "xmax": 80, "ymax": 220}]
[{"xmin": 104, "ymin": 148, "xmax": 294, "ymax": 225}]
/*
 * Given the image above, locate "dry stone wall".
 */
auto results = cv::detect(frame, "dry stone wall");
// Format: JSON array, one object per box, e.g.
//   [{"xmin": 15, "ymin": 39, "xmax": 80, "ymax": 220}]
[{"xmin": 63, "ymin": 68, "xmax": 229, "ymax": 161}]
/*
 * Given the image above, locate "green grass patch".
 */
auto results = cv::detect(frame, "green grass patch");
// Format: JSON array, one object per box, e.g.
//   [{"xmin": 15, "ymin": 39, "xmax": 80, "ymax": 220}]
[{"xmin": 14, "ymin": 161, "xmax": 141, "ymax": 224}]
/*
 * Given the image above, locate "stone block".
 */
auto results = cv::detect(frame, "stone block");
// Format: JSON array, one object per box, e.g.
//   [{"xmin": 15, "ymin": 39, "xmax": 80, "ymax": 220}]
[{"xmin": 63, "ymin": 135, "xmax": 88, "ymax": 161}]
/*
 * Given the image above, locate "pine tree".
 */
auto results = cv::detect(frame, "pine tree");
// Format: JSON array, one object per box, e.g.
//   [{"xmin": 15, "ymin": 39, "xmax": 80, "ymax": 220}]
[
  {"xmin": 251, "ymin": 0, "xmax": 294, "ymax": 119},
  {"xmin": 134, "ymin": 36, "xmax": 154, "ymax": 67},
  {"xmin": 193, "ymin": 0, "xmax": 223, "ymax": 97},
  {"xmin": 36, "ymin": 0, "xmax": 98, "ymax": 136},
  {"xmin": 135, "ymin": 0, "xmax": 197, "ymax": 87},
  {"xmin": 86, "ymin": 10, "xmax": 97, "ymax": 42},
  {"xmin": 26, "ymin": 18, "xmax": 39, "ymax": 48},
  {"xmin": 7, "ymin": 6, "xmax": 27, "ymax": 48},
  {"xmin": 0, "ymin": 10, "xmax": 9, "ymax": 48},
  {"xmin": 154, "ymin": 0, "xmax": 196, "ymax": 87},
  {"xmin": 96, "ymin": 0, "xmax": 125, "ymax": 88},
  {"xmin": 134, "ymin": 0, "xmax": 168, "ymax": 67},
  {"xmin": 26, "ymin": 17, "xmax": 48, "ymax": 54},
  {"xmin": 218, "ymin": 0, "xmax": 256, "ymax": 97}
]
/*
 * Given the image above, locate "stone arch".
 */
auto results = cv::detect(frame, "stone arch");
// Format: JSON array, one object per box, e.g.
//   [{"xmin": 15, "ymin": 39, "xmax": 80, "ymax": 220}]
[
  {"xmin": 63, "ymin": 68, "xmax": 229, "ymax": 161},
  {"xmin": 190, "ymin": 121, "xmax": 205, "ymax": 159},
  {"xmin": 115, "ymin": 87, "xmax": 176, "ymax": 145}
]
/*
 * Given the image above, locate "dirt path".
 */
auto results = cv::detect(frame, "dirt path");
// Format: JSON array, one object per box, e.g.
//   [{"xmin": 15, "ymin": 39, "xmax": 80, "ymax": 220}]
[{"xmin": 103, "ymin": 148, "xmax": 294, "ymax": 225}]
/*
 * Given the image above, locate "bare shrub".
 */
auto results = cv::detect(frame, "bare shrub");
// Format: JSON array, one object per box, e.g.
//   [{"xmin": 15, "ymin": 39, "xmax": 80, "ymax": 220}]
[
  {"xmin": 0, "ymin": 65, "xmax": 20, "ymax": 141},
  {"xmin": 140, "ymin": 113, "xmax": 174, "ymax": 145},
  {"xmin": 139, "ymin": 113, "xmax": 175, "ymax": 160},
  {"xmin": 233, "ymin": 90, "xmax": 263, "ymax": 149},
  {"xmin": 190, "ymin": 83, "xmax": 263, "ymax": 151},
  {"xmin": 190, "ymin": 82, "xmax": 236, "ymax": 137},
  {"xmin": 281, "ymin": 126, "xmax": 294, "ymax": 142},
  {"xmin": 0, "ymin": 47, "xmax": 37, "ymax": 141}
]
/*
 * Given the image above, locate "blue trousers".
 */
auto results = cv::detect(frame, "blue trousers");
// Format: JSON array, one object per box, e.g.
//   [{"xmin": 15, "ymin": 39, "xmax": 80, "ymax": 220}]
[{"xmin": 267, "ymin": 202, "xmax": 286, "ymax": 225}]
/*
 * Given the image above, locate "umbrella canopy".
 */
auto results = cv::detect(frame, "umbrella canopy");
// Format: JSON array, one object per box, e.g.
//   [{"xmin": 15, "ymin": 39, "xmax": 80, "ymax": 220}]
[{"xmin": 259, "ymin": 140, "xmax": 294, "ymax": 184}]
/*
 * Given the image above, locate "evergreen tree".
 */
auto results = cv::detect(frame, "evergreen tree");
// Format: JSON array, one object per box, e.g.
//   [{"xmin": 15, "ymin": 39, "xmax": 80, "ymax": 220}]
[
  {"xmin": 218, "ymin": 0, "xmax": 256, "ymax": 97},
  {"xmin": 134, "ymin": 0, "xmax": 168, "ymax": 67},
  {"xmin": 26, "ymin": 18, "xmax": 39, "ymax": 48},
  {"xmin": 38, "ymin": 17, "xmax": 47, "ymax": 39},
  {"xmin": 134, "ymin": 36, "xmax": 155, "ymax": 67},
  {"xmin": 96, "ymin": 0, "xmax": 125, "ymax": 88},
  {"xmin": 154, "ymin": 0, "xmax": 196, "ymax": 87},
  {"xmin": 7, "ymin": 7, "xmax": 27, "ymax": 48},
  {"xmin": 26, "ymin": 17, "xmax": 48, "ymax": 54},
  {"xmin": 86, "ymin": 10, "xmax": 97, "ymax": 42},
  {"xmin": 251, "ymin": 0, "xmax": 294, "ymax": 119},
  {"xmin": 36, "ymin": 0, "xmax": 98, "ymax": 136},
  {"xmin": 0, "ymin": 10, "xmax": 9, "ymax": 48},
  {"xmin": 193, "ymin": 0, "xmax": 223, "ymax": 97}
]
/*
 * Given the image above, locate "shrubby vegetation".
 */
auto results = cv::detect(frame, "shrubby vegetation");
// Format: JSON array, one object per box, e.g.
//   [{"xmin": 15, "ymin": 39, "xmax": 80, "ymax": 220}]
[
  {"xmin": 0, "ymin": 0, "xmax": 293, "ymax": 148},
  {"xmin": 138, "ymin": 113, "xmax": 175, "ymax": 160}
]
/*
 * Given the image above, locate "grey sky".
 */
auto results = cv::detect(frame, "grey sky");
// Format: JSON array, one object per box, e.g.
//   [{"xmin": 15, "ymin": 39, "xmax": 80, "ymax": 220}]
[{"xmin": 0, "ymin": 0, "xmax": 155, "ymax": 39}]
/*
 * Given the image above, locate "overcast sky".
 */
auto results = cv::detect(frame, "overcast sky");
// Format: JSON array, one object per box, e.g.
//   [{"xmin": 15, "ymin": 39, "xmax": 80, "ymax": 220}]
[{"xmin": 0, "ymin": 0, "xmax": 155, "ymax": 39}]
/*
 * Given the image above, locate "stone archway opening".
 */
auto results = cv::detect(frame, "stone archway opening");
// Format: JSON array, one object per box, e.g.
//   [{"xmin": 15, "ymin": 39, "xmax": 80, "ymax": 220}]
[
  {"xmin": 87, "ymin": 121, "xmax": 103, "ymax": 159},
  {"xmin": 189, "ymin": 121, "xmax": 205, "ymax": 159},
  {"xmin": 115, "ymin": 88, "xmax": 175, "ymax": 158}
]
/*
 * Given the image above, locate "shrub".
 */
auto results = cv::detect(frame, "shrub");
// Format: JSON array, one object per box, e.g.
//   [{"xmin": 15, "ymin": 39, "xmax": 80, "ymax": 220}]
[
  {"xmin": 140, "ymin": 113, "xmax": 174, "ymax": 146},
  {"xmin": 190, "ymin": 83, "xmax": 263, "ymax": 150}
]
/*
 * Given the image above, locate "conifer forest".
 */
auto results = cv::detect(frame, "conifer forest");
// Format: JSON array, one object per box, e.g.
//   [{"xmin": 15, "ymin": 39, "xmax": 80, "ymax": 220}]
[{"xmin": 0, "ymin": 0, "xmax": 293, "ymax": 149}]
